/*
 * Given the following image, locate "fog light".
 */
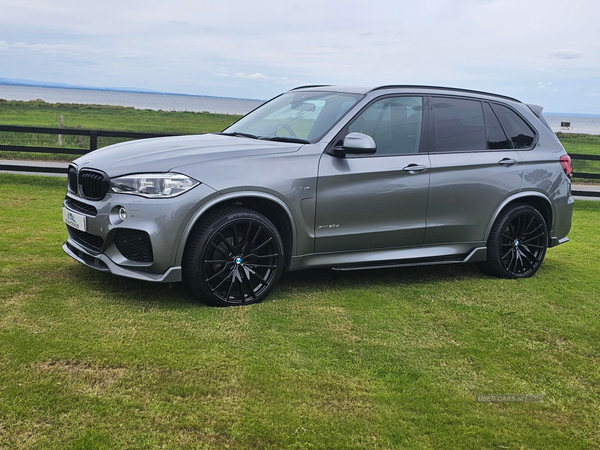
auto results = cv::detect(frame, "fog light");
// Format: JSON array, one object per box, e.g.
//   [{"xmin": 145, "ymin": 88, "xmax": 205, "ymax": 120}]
[{"xmin": 118, "ymin": 207, "xmax": 127, "ymax": 221}]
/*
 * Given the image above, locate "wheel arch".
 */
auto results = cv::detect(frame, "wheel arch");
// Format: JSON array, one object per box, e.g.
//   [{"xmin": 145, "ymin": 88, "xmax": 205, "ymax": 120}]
[
  {"xmin": 485, "ymin": 191, "xmax": 554, "ymax": 243},
  {"xmin": 176, "ymin": 191, "xmax": 296, "ymax": 270}
]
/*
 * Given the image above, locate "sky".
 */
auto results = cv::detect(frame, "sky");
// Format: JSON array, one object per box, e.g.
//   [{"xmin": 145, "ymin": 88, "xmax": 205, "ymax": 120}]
[{"xmin": 0, "ymin": 0, "xmax": 599, "ymax": 113}]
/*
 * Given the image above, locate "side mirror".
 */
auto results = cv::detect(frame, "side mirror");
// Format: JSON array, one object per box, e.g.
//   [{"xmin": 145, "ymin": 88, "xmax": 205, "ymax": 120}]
[{"xmin": 330, "ymin": 132, "xmax": 377, "ymax": 158}]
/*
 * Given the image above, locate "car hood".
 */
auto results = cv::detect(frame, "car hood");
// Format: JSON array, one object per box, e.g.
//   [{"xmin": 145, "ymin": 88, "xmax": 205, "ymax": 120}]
[{"xmin": 72, "ymin": 134, "xmax": 303, "ymax": 177}]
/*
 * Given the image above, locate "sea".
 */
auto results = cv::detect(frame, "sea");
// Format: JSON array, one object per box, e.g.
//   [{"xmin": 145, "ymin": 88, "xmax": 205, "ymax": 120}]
[
  {"xmin": 0, "ymin": 85, "xmax": 264, "ymax": 115},
  {"xmin": 1, "ymin": 84, "xmax": 599, "ymax": 134}
]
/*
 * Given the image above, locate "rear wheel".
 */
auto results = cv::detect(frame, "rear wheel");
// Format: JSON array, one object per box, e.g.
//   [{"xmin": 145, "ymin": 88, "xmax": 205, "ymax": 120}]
[
  {"xmin": 183, "ymin": 208, "xmax": 285, "ymax": 306},
  {"xmin": 480, "ymin": 203, "xmax": 548, "ymax": 279}
]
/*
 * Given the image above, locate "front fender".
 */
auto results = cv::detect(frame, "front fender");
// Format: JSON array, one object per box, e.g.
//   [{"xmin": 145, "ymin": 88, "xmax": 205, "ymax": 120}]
[{"xmin": 174, "ymin": 190, "xmax": 298, "ymax": 266}]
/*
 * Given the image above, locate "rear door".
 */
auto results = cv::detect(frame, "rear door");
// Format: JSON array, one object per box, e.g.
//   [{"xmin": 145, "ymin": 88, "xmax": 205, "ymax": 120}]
[
  {"xmin": 425, "ymin": 97, "xmax": 524, "ymax": 244},
  {"xmin": 315, "ymin": 96, "xmax": 430, "ymax": 253}
]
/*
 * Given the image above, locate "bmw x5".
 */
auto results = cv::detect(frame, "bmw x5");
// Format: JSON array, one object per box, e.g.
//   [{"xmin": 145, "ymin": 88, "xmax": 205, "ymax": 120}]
[{"xmin": 63, "ymin": 85, "xmax": 574, "ymax": 306}]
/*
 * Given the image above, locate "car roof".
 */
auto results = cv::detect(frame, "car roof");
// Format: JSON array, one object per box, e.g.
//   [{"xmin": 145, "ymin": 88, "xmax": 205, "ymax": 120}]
[{"xmin": 289, "ymin": 85, "xmax": 522, "ymax": 103}]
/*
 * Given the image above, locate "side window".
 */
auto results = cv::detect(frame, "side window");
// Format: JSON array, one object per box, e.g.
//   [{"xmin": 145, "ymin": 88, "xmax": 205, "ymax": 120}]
[
  {"xmin": 492, "ymin": 104, "xmax": 536, "ymax": 149},
  {"xmin": 348, "ymin": 97, "xmax": 422, "ymax": 155},
  {"xmin": 484, "ymin": 103, "xmax": 511, "ymax": 149},
  {"xmin": 433, "ymin": 97, "xmax": 485, "ymax": 152}
]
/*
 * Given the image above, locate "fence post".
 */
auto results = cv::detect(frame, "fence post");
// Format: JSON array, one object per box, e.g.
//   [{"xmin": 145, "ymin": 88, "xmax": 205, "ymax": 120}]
[
  {"xmin": 90, "ymin": 130, "xmax": 97, "ymax": 151},
  {"xmin": 58, "ymin": 115, "xmax": 63, "ymax": 146},
  {"xmin": 76, "ymin": 125, "xmax": 83, "ymax": 147}
]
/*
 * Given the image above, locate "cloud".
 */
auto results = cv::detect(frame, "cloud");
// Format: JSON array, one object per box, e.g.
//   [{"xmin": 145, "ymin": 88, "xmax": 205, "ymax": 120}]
[
  {"xmin": 1, "ymin": 0, "xmax": 599, "ymax": 112},
  {"xmin": 233, "ymin": 72, "xmax": 271, "ymax": 80},
  {"xmin": 1, "ymin": 40, "xmax": 98, "ymax": 56},
  {"xmin": 587, "ymin": 93, "xmax": 600, "ymax": 97},
  {"xmin": 547, "ymin": 49, "xmax": 584, "ymax": 60}
]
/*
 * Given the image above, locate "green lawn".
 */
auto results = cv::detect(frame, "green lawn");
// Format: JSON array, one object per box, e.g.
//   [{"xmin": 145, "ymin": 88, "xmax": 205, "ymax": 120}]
[
  {"xmin": 0, "ymin": 100, "xmax": 240, "ymax": 161},
  {"xmin": 1, "ymin": 174, "xmax": 599, "ymax": 449},
  {"xmin": 556, "ymin": 132, "xmax": 600, "ymax": 156}
]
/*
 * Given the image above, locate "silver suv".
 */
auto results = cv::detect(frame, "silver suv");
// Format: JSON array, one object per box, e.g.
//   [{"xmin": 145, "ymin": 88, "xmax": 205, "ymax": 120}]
[{"xmin": 63, "ymin": 85, "xmax": 574, "ymax": 306}]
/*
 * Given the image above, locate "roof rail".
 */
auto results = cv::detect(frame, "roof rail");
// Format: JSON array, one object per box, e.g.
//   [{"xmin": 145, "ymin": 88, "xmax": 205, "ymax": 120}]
[
  {"xmin": 289, "ymin": 85, "xmax": 332, "ymax": 91},
  {"xmin": 368, "ymin": 85, "xmax": 521, "ymax": 103}
]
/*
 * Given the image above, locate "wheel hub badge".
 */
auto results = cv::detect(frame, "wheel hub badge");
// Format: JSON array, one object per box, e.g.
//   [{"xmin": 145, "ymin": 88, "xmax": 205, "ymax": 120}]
[
  {"xmin": 235, "ymin": 257, "xmax": 243, "ymax": 265},
  {"xmin": 514, "ymin": 240, "xmax": 519, "ymax": 246}
]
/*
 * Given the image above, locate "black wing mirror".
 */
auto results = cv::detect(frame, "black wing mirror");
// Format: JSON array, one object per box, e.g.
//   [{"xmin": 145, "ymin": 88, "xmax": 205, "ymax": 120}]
[{"xmin": 330, "ymin": 132, "xmax": 377, "ymax": 158}]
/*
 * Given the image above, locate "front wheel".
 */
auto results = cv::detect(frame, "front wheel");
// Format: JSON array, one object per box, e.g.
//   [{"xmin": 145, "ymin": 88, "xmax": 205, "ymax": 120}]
[
  {"xmin": 480, "ymin": 204, "xmax": 548, "ymax": 279},
  {"xmin": 183, "ymin": 208, "xmax": 285, "ymax": 306}
]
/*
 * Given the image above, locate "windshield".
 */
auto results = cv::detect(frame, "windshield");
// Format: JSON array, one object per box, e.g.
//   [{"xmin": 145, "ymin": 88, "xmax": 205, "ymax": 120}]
[{"xmin": 223, "ymin": 91, "xmax": 362, "ymax": 142}]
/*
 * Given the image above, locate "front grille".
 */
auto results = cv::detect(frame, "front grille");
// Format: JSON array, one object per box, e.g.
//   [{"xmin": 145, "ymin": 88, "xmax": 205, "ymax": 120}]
[
  {"xmin": 79, "ymin": 170, "xmax": 108, "ymax": 200},
  {"xmin": 114, "ymin": 229, "xmax": 153, "ymax": 262},
  {"xmin": 68, "ymin": 226, "xmax": 104, "ymax": 252},
  {"xmin": 65, "ymin": 198, "xmax": 98, "ymax": 216},
  {"xmin": 68, "ymin": 166, "xmax": 78, "ymax": 193}
]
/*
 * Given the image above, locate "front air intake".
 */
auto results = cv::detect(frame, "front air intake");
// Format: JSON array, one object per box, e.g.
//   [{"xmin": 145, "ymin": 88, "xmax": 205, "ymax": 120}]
[
  {"xmin": 68, "ymin": 226, "xmax": 104, "ymax": 253},
  {"xmin": 114, "ymin": 229, "xmax": 153, "ymax": 263}
]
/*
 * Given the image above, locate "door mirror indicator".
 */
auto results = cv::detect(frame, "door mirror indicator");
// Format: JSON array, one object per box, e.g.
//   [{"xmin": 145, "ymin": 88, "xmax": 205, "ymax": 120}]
[{"xmin": 330, "ymin": 132, "xmax": 377, "ymax": 157}]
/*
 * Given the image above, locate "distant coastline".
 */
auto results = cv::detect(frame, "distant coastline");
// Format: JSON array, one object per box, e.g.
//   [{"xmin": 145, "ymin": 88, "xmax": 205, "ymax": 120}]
[
  {"xmin": 543, "ymin": 112, "xmax": 600, "ymax": 118},
  {"xmin": 0, "ymin": 83, "xmax": 265, "ymax": 115},
  {"xmin": 0, "ymin": 77, "xmax": 263, "ymax": 102},
  {"xmin": 1, "ymin": 82, "xmax": 599, "ymax": 132},
  {"xmin": 1, "ymin": 78, "xmax": 599, "ymax": 116}
]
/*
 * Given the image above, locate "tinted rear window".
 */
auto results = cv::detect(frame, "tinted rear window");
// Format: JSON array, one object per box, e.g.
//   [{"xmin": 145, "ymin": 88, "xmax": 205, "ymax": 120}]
[
  {"xmin": 433, "ymin": 98, "xmax": 485, "ymax": 152},
  {"xmin": 484, "ymin": 103, "xmax": 511, "ymax": 150},
  {"xmin": 492, "ymin": 104, "xmax": 536, "ymax": 149}
]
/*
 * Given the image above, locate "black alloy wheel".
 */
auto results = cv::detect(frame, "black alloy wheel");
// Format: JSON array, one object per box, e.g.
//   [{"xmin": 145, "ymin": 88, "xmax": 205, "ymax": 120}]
[
  {"xmin": 183, "ymin": 208, "xmax": 284, "ymax": 306},
  {"xmin": 481, "ymin": 203, "xmax": 548, "ymax": 279}
]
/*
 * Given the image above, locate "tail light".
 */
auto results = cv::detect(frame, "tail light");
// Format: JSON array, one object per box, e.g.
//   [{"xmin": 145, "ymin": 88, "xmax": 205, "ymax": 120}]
[{"xmin": 560, "ymin": 155, "xmax": 573, "ymax": 180}]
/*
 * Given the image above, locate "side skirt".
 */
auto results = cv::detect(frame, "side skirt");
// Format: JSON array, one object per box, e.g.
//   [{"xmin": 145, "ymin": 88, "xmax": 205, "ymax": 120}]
[
  {"xmin": 332, "ymin": 247, "xmax": 487, "ymax": 271},
  {"xmin": 289, "ymin": 243, "xmax": 487, "ymax": 271}
]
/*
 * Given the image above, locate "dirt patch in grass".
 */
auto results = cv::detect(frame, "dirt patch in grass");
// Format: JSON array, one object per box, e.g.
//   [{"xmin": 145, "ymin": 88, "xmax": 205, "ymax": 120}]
[{"xmin": 33, "ymin": 360, "xmax": 127, "ymax": 396}]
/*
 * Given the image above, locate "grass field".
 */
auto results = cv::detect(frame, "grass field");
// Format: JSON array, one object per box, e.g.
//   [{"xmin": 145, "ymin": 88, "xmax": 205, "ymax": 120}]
[
  {"xmin": 1, "ymin": 174, "xmax": 599, "ymax": 449},
  {"xmin": 556, "ymin": 132, "xmax": 600, "ymax": 156},
  {"xmin": 0, "ymin": 100, "xmax": 240, "ymax": 161},
  {"xmin": 0, "ymin": 100, "xmax": 599, "ymax": 186}
]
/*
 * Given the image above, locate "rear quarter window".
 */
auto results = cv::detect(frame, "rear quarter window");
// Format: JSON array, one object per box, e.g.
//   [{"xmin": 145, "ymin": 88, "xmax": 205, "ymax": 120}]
[{"xmin": 492, "ymin": 104, "xmax": 536, "ymax": 149}]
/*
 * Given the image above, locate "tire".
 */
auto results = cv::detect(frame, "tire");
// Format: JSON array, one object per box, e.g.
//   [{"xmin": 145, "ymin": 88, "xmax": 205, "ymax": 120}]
[
  {"xmin": 183, "ymin": 207, "xmax": 285, "ymax": 306},
  {"xmin": 479, "ymin": 203, "xmax": 548, "ymax": 279}
]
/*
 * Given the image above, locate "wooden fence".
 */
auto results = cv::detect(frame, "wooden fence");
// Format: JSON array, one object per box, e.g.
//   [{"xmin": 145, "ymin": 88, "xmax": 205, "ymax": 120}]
[{"xmin": 0, "ymin": 124, "xmax": 599, "ymax": 197}]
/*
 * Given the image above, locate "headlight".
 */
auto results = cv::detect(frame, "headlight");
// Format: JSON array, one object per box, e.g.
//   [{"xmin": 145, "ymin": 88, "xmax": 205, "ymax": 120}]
[{"xmin": 109, "ymin": 173, "xmax": 200, "ymax": 198}]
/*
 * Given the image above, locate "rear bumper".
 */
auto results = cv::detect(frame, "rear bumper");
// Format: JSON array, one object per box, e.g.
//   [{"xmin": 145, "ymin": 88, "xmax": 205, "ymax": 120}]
[{"xmin": 63, "ymin": 240, "xmax": 182, "ymax": 282}]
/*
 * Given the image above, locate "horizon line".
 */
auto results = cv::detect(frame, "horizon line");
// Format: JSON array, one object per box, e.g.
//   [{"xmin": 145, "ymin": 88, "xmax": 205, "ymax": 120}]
[{"xmin": 0, "ymin": 80, "xmax": 598, "ymax": 116}]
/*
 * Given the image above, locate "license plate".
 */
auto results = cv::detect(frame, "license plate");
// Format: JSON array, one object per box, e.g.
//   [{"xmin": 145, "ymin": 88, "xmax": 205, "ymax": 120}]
[{"xmin": 63, "ymin": 207, "xmax": 86, "ymax": 230}]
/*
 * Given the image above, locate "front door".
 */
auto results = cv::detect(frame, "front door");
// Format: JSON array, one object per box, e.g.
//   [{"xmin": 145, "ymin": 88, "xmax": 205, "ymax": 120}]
[{"xmin": 315, "ymin": 96, "xmax": 430, "ymax": 253}]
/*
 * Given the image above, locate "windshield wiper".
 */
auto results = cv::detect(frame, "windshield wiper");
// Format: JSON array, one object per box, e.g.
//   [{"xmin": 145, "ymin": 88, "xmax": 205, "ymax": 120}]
[
  {"xmin": 260, "ymin": 136, "xmax": 309, "ymax": 144},
  {"xmin": 215, "ymin": 132, "xmax": 259, "ymax": 139}
]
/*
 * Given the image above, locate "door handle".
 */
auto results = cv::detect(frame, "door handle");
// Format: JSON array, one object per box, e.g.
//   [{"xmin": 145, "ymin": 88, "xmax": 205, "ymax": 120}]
[
  {"xmin": 498, "ymin": 158, "xmax": 518, "ymax": 167},
  {"xmin": 402, "ymin": 164, "xmax": 427, "ymax": 174}
]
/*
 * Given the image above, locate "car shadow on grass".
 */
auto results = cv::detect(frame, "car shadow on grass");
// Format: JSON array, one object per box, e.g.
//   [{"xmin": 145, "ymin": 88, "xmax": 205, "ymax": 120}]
[{"xmin": 66, "ymin": 261, "xmax": 487, "ymax": 307}]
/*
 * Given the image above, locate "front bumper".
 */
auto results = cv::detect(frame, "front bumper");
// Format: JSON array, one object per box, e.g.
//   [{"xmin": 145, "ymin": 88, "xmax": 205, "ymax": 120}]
[
  {"xmin": 63, "ymin": 240, "xmax": 182, "ymax": 282},
  {"xmin": 62, "ymin": 183, "xmax": 218, "ymax": 282}
]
